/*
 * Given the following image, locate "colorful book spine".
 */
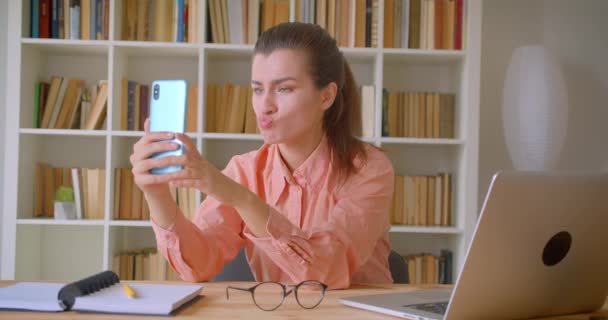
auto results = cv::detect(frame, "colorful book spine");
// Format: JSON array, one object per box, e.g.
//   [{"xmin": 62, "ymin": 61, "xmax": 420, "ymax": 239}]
[
  {"xmin": 177, "ymin": 0, "xmax": 185, "ymax": 42},
  {"xmin": 51, "ymin": 0, "xmax": 59, "ymax": 38},
  {"xmin": 31, "ymin": 0, "xmax": 40, "ymax": 38},
  {"xmin": 34, "ymin": 83, "xmax": 41, "ymax": 128},
  {"xmin": 89, "ymin": 0, "xmax": 96, "ymax": 39},
  {"xmin": 39, "ymin": 0, "xmax": 51, "ymax": 38},
  {"xmin": 95, "ymin": 0, "xmax": 103, "ymax": 40},
  {"xmin": 70, "ymin": 0, "xmax": 80, "ymax": 40}
]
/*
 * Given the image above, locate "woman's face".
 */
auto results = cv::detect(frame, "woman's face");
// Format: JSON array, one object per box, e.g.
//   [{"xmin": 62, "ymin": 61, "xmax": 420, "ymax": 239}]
[{"xmin": 251, "ymin": 49, "xmax": 334, "ymax": 146}]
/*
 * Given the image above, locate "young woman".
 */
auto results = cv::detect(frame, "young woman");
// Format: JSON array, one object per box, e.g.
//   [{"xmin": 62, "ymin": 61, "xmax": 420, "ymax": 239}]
[{"xmin": 129, "ymin": 22, "xmax": 395, "ymax": 289}]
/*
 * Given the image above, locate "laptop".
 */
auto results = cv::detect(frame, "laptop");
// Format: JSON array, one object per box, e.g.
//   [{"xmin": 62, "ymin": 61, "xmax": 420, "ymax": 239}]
[{"xmin": 340, "ymin": 171, "xmax": 608, "ymax": 319}]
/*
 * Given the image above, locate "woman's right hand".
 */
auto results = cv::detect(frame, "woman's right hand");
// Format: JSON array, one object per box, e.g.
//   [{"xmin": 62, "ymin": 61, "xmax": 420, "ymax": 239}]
[{"xmin": 129, "ymin": 119, "xmax": 181, "ymax": 197}]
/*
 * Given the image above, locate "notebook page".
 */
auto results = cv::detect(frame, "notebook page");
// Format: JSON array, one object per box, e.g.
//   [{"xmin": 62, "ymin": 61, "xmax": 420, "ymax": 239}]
[
  {"xmin": 0, "ymin": 283, "xmax": 65, "ymax": 312},
  {"xmin": 73, "ymin": 282, "xmax": 203, "ymax": 315}
]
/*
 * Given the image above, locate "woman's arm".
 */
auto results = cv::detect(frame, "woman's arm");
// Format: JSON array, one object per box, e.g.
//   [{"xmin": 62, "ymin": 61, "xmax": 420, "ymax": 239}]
[
  {"xmin": 155, "ymin": 133, "xmax": 273, "ymax": 237},
  {"xmin": 241, "ymin": 153, "xmax": 394, "ymax": 289},
  {"xmin": 130, "ymin": 123, "xmax": 248, "ymax": 281}
]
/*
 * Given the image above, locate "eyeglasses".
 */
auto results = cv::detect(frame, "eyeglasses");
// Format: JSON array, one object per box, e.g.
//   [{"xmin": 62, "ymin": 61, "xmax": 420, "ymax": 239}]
[{"xmin": 226, "ymin": 280, "xmax": 328, "ymax": 311}]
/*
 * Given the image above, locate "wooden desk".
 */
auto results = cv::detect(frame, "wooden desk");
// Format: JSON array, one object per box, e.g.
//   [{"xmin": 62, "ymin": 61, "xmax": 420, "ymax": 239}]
[{"xmin": 0, "ymin": 281, "xmax": 606, "ymax": 319}]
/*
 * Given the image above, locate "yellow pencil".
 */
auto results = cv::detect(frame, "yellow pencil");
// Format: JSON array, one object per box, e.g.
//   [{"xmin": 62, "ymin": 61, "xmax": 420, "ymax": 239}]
[{"xmin": 123, "ymin": 283, "xmax": 137, "ymax": 298}]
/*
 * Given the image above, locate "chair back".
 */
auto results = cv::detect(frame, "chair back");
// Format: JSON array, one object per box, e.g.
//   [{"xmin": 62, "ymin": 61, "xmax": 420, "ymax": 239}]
[{"xmin": 388, "ymin": 250, "xmax": 408, "ymax": 284}]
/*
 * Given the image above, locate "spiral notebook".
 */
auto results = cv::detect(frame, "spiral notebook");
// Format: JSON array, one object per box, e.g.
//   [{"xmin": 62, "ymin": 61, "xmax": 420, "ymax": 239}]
[{"xmin": 0, "ymin": 271, "xmax": 203, "ymax": 315}]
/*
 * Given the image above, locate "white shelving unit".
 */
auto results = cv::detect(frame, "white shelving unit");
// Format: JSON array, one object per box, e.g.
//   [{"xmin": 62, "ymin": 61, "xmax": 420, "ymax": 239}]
[{"xmin": 1, "ymin": 0, "xmax": 481, "ymax": 281}]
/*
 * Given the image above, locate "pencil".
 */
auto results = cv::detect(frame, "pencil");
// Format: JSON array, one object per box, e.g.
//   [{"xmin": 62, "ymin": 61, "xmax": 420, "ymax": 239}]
[{"xmin": 123, "ymin": 283, "xmax": 137, "ymax": 298}]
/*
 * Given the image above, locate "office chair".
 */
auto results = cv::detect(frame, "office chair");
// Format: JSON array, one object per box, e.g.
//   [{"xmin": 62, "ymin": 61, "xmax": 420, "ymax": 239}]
[
  {"xmin": 212, "ymin": 249, "xmax": 255, "ymax": 281},
  {"xmin": 388, "ymin": 249, "xmax": 408, "ymax": 284},
  {"xmin": 213, "ymin": 248, "xmax": 409, "ymax": 284}
]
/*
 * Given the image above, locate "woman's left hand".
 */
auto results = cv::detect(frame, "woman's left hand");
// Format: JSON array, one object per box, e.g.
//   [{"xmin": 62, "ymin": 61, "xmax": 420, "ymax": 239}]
[{"xmin": 159, "ymin": 133, "xmax": 241, "ymax": 205}]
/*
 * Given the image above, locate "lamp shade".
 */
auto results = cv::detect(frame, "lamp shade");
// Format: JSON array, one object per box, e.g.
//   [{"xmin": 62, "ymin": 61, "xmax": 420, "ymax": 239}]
[{"xmin": 502, "ymin": 45, "xmax": 568, "ymax": 170}]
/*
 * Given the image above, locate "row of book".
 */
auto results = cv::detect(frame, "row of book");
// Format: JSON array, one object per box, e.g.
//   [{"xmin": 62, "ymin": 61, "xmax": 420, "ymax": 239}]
[
  {"xmin": 35, "ymin": 77, "xmax": 108, "ymax": 130},
  {"xmin": 34, "ymin": 77, "xmax": 456, "ymax": 139},
  {"xmin": 34, "ymin": 164, "xmax": 199, "ymax": 221},
  {"xmin": 119, "ymin": 79, "xmax": 198, "ymax": 131},
  {"xmin": 205, "ymin": 83, "xmax": 258, "ymax": 134},
  {"xmin": 384, "ymin": 0, "xmax": 466, "ymax": 50},
  {"xmin": 112, "ymin": 168, "xmax": 198, "ymax": 221},
  {"xmin": 112, "ymin": 168, "xmax": 150, "ymax": 221},
  {"xmin": 403, "ymin": 249, "xmax": 452, "ymax": 284},
  {"xmin": 35, "ymin": 164, "xmax": 106, "ymax": 219},
  {"xmin": 170, "ymin": 185, "xmax": 199, "ymax": 221},
  {"xmin": 390, "ymin": 173, "xmax": 452, "ymax": 226},
  {"xmin": 296, "ymin": 0, "xmax": 380, "ymax": 48},
  {"xmin": 31, "ymin": 0, "xmax": 110, "ymax": 40},
  {"xmin": 207, "ymin": 0, "xmax": 289, "ymax": 44},
  {"xmin": 382, "ymin": 90, "xmax": 455, "ymax": 139},
  {"xmin": 121, "ymin": 0, "xmax": 199, "ymax": 42},
  {"xmin": 112, "ymin": 248, "xmax": 180, "ymax": 281}
]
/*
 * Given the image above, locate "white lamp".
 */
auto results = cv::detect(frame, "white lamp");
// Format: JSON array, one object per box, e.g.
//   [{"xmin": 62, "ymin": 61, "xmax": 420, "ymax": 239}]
[{"xmin": 502, "ymin": 45, "xmax": 568, "ymax": 170}]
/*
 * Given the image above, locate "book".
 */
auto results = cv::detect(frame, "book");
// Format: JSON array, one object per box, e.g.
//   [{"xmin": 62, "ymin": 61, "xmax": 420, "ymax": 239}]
[{"xmin": 0, "ymin": 270, "xmax": 202, "ymax": 315}]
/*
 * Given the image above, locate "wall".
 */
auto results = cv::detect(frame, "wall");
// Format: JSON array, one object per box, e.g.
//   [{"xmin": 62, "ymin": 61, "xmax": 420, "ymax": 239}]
[
  {"xmin": 479, "ymin": 0, "xmax": 608, "ymax": 206},
  {"xmin": 0, "ymin": 0, "xmax": 9, "ymax": 276}
]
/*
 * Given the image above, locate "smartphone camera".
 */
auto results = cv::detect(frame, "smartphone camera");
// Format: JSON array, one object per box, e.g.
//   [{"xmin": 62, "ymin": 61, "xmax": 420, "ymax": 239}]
[{"xmin": 153, "ymin": 84, "xmax": 160, "ymax": 100}]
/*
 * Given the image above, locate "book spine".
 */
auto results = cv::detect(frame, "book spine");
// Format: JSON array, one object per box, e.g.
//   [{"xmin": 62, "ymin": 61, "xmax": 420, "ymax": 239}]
[
  {"xmin": 32, "ymin": 0, "xmax": 40, "ymax": 38},
  {"xmin": 90, "ymin": 0, "xmax": 96, "ymax": 39},
  {"xmin": 95, "ymin": 0, "xmax": 102, "ymax": 39},
  {"xmin": 365, "ymin": 0, "xmax": 371, "ymax": 47},
  {"xmin": 127, "ymin": 81, "xmax": 136, "ymax": 131},
  {"xmin": 70, "ymin": 0, "xmax": 81, "ymax": 40},
  {"xmin": 34, "ymin": 83, "xmax": 41, "ymax": 128},
  {"xmin": 40, "ymin": 0, "xmax": 51, "ymax": 38},
  {"xmin": 51, "ymin": 0, "xmax": 59, "ymax": 38},
  {"xmin": 57, "ymin": 0, "xmax": 64, "ymax": 38},
  {"xmin": 177, "ymin": 0, "xmax": 185, "ymax": 42}
]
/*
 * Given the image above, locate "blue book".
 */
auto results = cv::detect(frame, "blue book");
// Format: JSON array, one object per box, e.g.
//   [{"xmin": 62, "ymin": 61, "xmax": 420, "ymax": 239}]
[
  {"xmin": 57, "ymin": 0, "xmax": 64, "ymax": 38},
  {"xmin": 31, "ymin": 0, "xmax": 40, "ymax": 38},
  {"xmin": 95, "ymin": 0, "xmax": 103, "ymax": 40},
  {"xmin": 176, "ymin": 0, "xmax": 185, "ymax": 42},
  {"xmin": 51, "ymin": 0, "xmax": 59, "ymax": 38},
  {"xmin": 90, "ymin": 0, "xmax": 96, "ymax": 39}
]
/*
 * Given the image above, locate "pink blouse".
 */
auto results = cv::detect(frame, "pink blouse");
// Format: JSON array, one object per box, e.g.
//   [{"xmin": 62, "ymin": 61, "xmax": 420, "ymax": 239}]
[{"xmin": 151, "ymin": 138, "xmax": 395, "ymax": 289}]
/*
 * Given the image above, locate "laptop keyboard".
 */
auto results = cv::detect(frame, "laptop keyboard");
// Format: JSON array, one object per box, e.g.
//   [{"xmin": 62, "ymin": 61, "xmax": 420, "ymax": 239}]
[{"xmin": 404, "ymin": 302, "xmax": 449, "ymax": 315}]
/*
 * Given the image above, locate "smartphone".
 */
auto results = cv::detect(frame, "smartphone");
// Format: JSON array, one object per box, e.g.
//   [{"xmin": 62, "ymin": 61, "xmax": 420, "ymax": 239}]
[{"xmin": 149, "ymin": 79, "xmax": 188, "ymax": 175}]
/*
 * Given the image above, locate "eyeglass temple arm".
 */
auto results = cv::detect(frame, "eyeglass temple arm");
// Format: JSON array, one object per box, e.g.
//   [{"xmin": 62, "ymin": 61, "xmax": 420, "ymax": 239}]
[{"xmin": 226, "ymin": 286, "xmax": 254, "ymax": 300}]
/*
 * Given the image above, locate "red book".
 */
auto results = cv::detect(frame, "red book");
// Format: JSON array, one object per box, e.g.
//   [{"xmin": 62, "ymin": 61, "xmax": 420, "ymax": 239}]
[
  {"xmin": 434, "ymin": 0, "xmax": 443, "ymax": 50},
  {"xmin": 39, "ymin": 0, "xmax": 51, "ymax": 38},
  {"xmin": 454, "ymin": 0, "xmax": 464, "ymax": 50}
]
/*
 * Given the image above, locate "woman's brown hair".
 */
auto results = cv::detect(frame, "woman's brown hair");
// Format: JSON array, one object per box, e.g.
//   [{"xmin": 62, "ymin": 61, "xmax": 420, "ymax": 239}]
[{"xmin": 254, "ymin": 22, "xmax": 367, "ymax": 181}]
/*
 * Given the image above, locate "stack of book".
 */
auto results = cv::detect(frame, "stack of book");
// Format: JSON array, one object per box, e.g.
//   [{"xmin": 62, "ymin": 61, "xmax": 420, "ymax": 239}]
[
  {"xmin": 403, "ymin": 249, "xmax": 453, "ymax": 284},
  {"xmin": 30, "ymin": 0, "xmax": 111, "ymax": 40},
  {"xmin": 390, "ymin": 173, "xmax": 452, "ymax": 226},
  {"xmin": 295, "ymin": 0, "xmax": 380, "ymax": 48},
  {"xmin": 112, "ymin": 248, "xmax": 181, "ymax": 281},
  {"xmin": 382, "ymin": 90, "xmax": 455, "ymax": 138},
  {"xmin": 383, "ymin": 0, "xmax": 466, "ymax": 50},
  {"xmin": 205, "ymin": 83, "xmax": 257, "ymax": 134},
  {"xmin": 207, "ymin": 0, "xmax": 288, "ymax": 44},
  {"xmin": 120, "ymin": 0, "xmax": 199, "ymax": 42},
  {"xmin": 35, "ymin": 164, "xmax": 106, "ymax": 219},
  {"xmin": 35, "ymin": 77, "xmax": 108, "ymax": 130},
  {"xmin": 112, "ymin": 168, "xmax": 150, "ymax": 221}
]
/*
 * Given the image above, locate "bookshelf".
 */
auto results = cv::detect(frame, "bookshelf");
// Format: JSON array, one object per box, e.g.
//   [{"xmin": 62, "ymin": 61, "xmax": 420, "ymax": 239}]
[{"xmin": 1, "ymin": 0, "xmax": 481, "ymax": 282}]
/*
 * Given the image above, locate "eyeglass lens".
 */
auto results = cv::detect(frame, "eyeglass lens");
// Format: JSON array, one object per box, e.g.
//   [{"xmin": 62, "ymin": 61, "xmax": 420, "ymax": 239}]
[
  {"xmin": 252, "ymin": 282, "xmax": 285, "ymax": 311},
  {"xmin": 294, "ymin": 281, "xmax": 325, "ymax": 309}
]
